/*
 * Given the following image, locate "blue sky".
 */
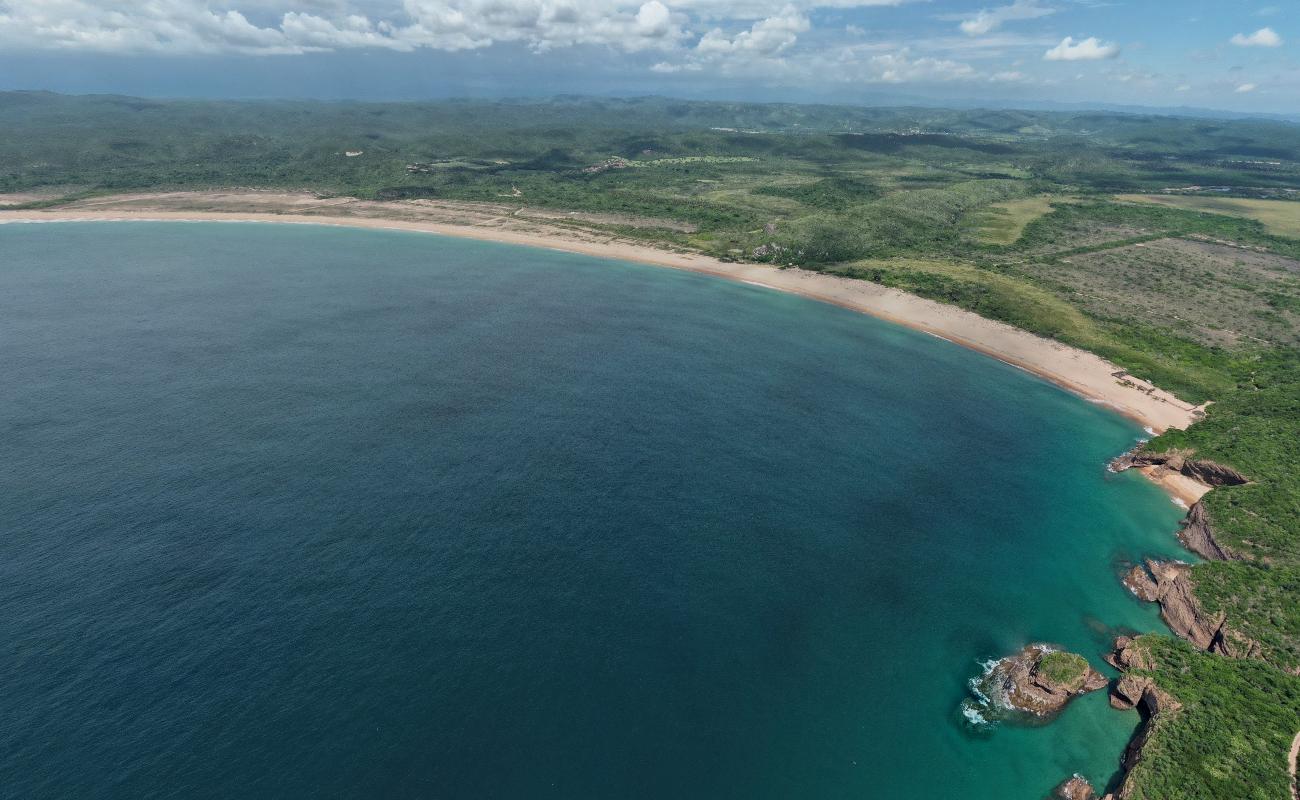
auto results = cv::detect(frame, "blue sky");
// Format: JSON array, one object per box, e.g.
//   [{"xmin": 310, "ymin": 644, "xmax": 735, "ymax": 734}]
[{"xmin": 0, "ymin": 1, "xmax": 1295, "ymax": 113}]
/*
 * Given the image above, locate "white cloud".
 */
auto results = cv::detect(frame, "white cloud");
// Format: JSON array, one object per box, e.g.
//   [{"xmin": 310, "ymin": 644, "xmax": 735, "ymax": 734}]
[
  {"xmin": 861, "ymin": 48, "xmax": 975, "ymax": 82},
  {"xmin": 649, "ymin": 6, "xmax": 810, "ymax": 75},
  {"xmin": 695, "ymin": 6, "xmax": 809, "ymax": 57},
  {"xmin": 956, "ymin": 0, "xmax": 1053, "ymax": 37},
  {"xmin": 653, "ymin": 37, "xmax": 985, "ymax": 85},
  {"xmin": 1043, "ymin": 35, "xmax": 1119, "ymax": 61},
  {"xmin": 1230, "ymin": 27, "xmax": 1282, "ymax": 47},
  {"xmin": 1235, "ymin": 82, "xmax": 1257, "ymax": 93},
  {"xmin": 672, "ymin": 0, "xmax": 911, "ymax": 15},
  {"xmin": 0, "ymin": 0, "xmax": 945, "ymax": 56},
  {"xmin": 0, "ymin": 0, "xmax": 699, "ymax": 55}
]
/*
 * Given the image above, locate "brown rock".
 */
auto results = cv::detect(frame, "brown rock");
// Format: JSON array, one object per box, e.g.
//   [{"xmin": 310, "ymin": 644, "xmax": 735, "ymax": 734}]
[
  {"xmin": 983, "ymin": 645, "xmax": 1108, "ymax": 716},
  {"xmin": 1122, "ymin": 565, "xmax": 1159, "ymax": 602},
  {"xmin": 1120, "ymin": 560, "xmax": 1253, "ymax": 655},
  {"xmin": 1103, "ymin": 654, "xmax": 1185, "ymax": 800},
  {"xmin": 1052, "ymin": 775, "xmax": 1097, "ymax": 800},
  {"xmin": 1114, "ymin": 683, "xmax": 1183, "ymax": 798},
  {"xmin": 1110, "ymin": 446, "xmax": 1248, "ymax": 488},
  {"xmin": 1109, "ymin": 675, "xmax": 1150, "ymax": 711},
  {"xmin": 1107, "ymin": 636, "xmax": 1153, "ymax": 671},
  {"xmin": 1180, "ymin": 459, "xmax": 1248, "ymax": 487},
  {"xmin": 1178, "ymin": 501, "xmax": 1239, "ymax": 562}
]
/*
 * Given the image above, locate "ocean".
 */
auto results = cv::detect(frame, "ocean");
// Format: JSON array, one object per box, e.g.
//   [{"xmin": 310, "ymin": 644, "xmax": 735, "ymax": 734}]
[{"xmin": 0, "ymin": 221, "xmax": 1188, "ymax": 798}]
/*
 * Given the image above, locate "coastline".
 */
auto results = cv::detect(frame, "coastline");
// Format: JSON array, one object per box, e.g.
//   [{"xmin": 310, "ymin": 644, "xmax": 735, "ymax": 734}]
[
  {"xmin": 1135, "ymin": 466, "xmax": 1212, "ymax": 508},
  {"xmin": 3, "ymin": 195, "xmax": 1224, "ymax": 796},
  {"xmin": 0, "ymin": 196, "xmax": 1202, "ymax": 439}
]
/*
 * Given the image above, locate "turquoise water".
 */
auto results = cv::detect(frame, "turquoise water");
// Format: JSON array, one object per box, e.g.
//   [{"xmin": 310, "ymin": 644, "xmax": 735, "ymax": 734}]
[{"xmin": 0, "ymin": 222, "xmax": 1188, "ymax": 798}]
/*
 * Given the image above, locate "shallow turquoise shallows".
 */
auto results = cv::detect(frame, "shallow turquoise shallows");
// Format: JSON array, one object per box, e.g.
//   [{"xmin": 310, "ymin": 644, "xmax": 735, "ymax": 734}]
[{"xmin": 0, "ymin": 222, "xmax": 1188, "ymax": 799}]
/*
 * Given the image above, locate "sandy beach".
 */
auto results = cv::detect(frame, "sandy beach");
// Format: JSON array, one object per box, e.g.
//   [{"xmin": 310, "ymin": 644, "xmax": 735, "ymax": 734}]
[
  {"xmin": 0, "ymin": 191, "xmax": 1204, "ymax": 436},
  {"xmin": 1136, "ymin": 467, "xmax": 1213, "ymax": 508}
]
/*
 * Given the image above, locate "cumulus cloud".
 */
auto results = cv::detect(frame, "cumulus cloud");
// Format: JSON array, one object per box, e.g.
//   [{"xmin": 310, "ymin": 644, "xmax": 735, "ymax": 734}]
[
  {"xmin": 1230, "ymin": 27, "xmax": 1282, "ymax": 47},
  {"xmin": 0, "ymin": 0, "xmax": 699, "ymax": 55},
  {"xmin": 956, "ymin": 0, "xmax": 1053, "ymax": 37},
  {"xmin": 695, "ymin": 6, "xmax": 809, "ymax": 57},
  {"xmin": 0, "ymin": 0, "xmax": 1153, "ymax": 93},
  {"xmin": 649, "ymin": 6, "xmax": 809, "ymax": 75},
  {"xmin": 1043, "ymin": 35, "xmax": 1119, "ymax": 61},
  {"xmin": 862, "ymin": 48, "xmax": 975, "ymax": 82}
]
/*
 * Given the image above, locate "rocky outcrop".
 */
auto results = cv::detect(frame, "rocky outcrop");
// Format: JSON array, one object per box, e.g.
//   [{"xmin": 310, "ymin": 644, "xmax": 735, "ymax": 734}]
[
  {"xmin": 1101, "ymin": 638, "xmax": 1184, "ymax": 800},
  {"xmin": 1050, "ymin": 775, "xmax": 1097, "ymax": 800},
  {"xmin": 1104, "ymin": 635, "xmax": 1153, "ymax": 672},
  {"xmin": 981, "ymin": 645, "xmax": 1108, "ymax": 716},
  {"xmin": 1110, "ymin": 447, "xmax": 1249, "ymax": 488},
  {"xmin": 1179, "ymin": 459, "xmax": 1250, "ymax": 488},
  {"xmin": 1124, "ymin": 561, "xmax": 1223, "ymax": 652},
  {"xmin": 1178, "ymin": 500, "xmax": 1238, "ymax": 562},
  {"xmin": 1110, "ymin": 446, "xmax": 1245, "ymax": 562},
  {"xmin": 1122, "ymin": 561, "xmax": 1259, "ymax": 658}
]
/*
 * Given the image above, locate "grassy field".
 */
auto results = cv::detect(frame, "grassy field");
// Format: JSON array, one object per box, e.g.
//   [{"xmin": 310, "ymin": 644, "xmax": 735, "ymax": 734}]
[
  {"xmin": 3, "ymin": 92, "xmax": 1299, "ymax": 799},
  {"xmin": 968, "ymin": 195, "xmax": 1056, "ymax": 245},
  {"xmin": 1117, "ymin": 194, "xmax": 1300, "ymax": 238}
]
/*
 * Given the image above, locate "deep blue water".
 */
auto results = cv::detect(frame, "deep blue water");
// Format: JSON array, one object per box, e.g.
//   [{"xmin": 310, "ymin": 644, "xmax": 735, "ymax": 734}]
[{"xmin": 0, "ymin": 222, "xmax": 1188, "ymax": 798}]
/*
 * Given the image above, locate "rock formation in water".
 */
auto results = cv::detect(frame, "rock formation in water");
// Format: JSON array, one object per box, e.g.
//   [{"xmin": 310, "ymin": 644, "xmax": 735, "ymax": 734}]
[
  {"xmin": 983, "ymin": 645, "xmax": 1108, "ymax": 716},
  {"xmin": 1050, "ymin": 774, "xmax": 1097, "ymax": 800},
  {"xmin": 1122, "ymin": 560, "xmax": 1259, "ymax": 659}
]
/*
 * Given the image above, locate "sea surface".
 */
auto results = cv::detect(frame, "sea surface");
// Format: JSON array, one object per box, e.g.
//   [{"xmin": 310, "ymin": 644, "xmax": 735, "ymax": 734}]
[{"xmin": 0, "ymin": 222, "xmax": 1189, "ymax": 798}]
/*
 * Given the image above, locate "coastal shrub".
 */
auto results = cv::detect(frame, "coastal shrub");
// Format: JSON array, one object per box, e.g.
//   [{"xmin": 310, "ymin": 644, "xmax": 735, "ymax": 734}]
[
  {"xmin": 1146, "ymin": 352, "xmax": 1300, "ymax": 671},
  {"xmin": 1121, "ymin": 636, "xmax": 1300, "ymax": 800},
  {"xmin": 1037, "ymin": 651, "xmax": 1089, "ymax": 688}
]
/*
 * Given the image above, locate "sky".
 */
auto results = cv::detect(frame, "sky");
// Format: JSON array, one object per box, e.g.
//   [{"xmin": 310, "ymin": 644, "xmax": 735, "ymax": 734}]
[{"xmin": 0, "ymin": 1, "xmax": 1295, "ymax": 113}]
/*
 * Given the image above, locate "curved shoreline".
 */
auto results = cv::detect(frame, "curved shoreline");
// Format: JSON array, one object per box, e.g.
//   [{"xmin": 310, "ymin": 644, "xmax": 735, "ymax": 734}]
[
  {"xmin": 3, "ymin": 200, "xmax": 1216, "ymax": 797},
  {"xmin": 0, "ymin": 204, "xmax": 1201, "ymax": 438}
]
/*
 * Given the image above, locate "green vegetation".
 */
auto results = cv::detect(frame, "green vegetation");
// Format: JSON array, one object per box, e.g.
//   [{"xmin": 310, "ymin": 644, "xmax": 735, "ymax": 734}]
[
  {"xmin": 1146, "ymin": 353, "xmax": 1300, "ymax": 670},
  {"xmin": 2, "ymin": 92, "xmax": 1297, "ymax": 799},
  {"xmin": 969, "ymin": 195, "xmax": 1057, "ymax": 245},
  {"xmin": 1120, "ymin": 636, "xmax": 1300, "ymax": 800},
  {"xmin": 1037, "ymin": 651, "xmax": 1090, "ymax": 689},
  {"xmin": 1117, "ymin": 194, "xmax": 1300, "ymax": 238}
]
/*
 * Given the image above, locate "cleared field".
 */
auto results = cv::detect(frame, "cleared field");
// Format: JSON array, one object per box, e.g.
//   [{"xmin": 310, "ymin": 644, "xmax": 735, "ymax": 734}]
[
  {"xmin": 1031, "ymin": 237, "xmax": 1300, "ymax": 348},
  {"xmin": 969, "ymin": 195, "xmax": 1055, "ymax": 245},
  {"xmin": 1116, "ymin": 194, "xmax": 1300, "ymax": 238}
]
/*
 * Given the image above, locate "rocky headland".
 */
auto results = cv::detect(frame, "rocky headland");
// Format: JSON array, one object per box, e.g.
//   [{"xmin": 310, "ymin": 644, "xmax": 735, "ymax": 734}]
[
  {"xmin": 1048, "ymin": 638, "xmax": 1186, "ymax": 800},
  {"xmin": 1120, "ymin": 560, "xmax": 1258, "ymax": 658},
  {"xmin": 1102, "ymin": 637, "xmax": 1184, "ymax": 800},
  {"xmin": 1110, "ymin": 446, "xmax": 1247, "ymax": 561},
  {"xmin": 1112, "ymin": 444, "xmax": 1261, "ymax": 660},
  {"xmin": 1038, "ymin": 447, "xmax": 1255, "ymax": 799},
  {"xmin": 1112, "ymin": 442, "xmax": 1264, "ymax": 662},
  {"xmin": 1109, "ymin": 446, "xmax": 1249, "ymax": 489}
]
